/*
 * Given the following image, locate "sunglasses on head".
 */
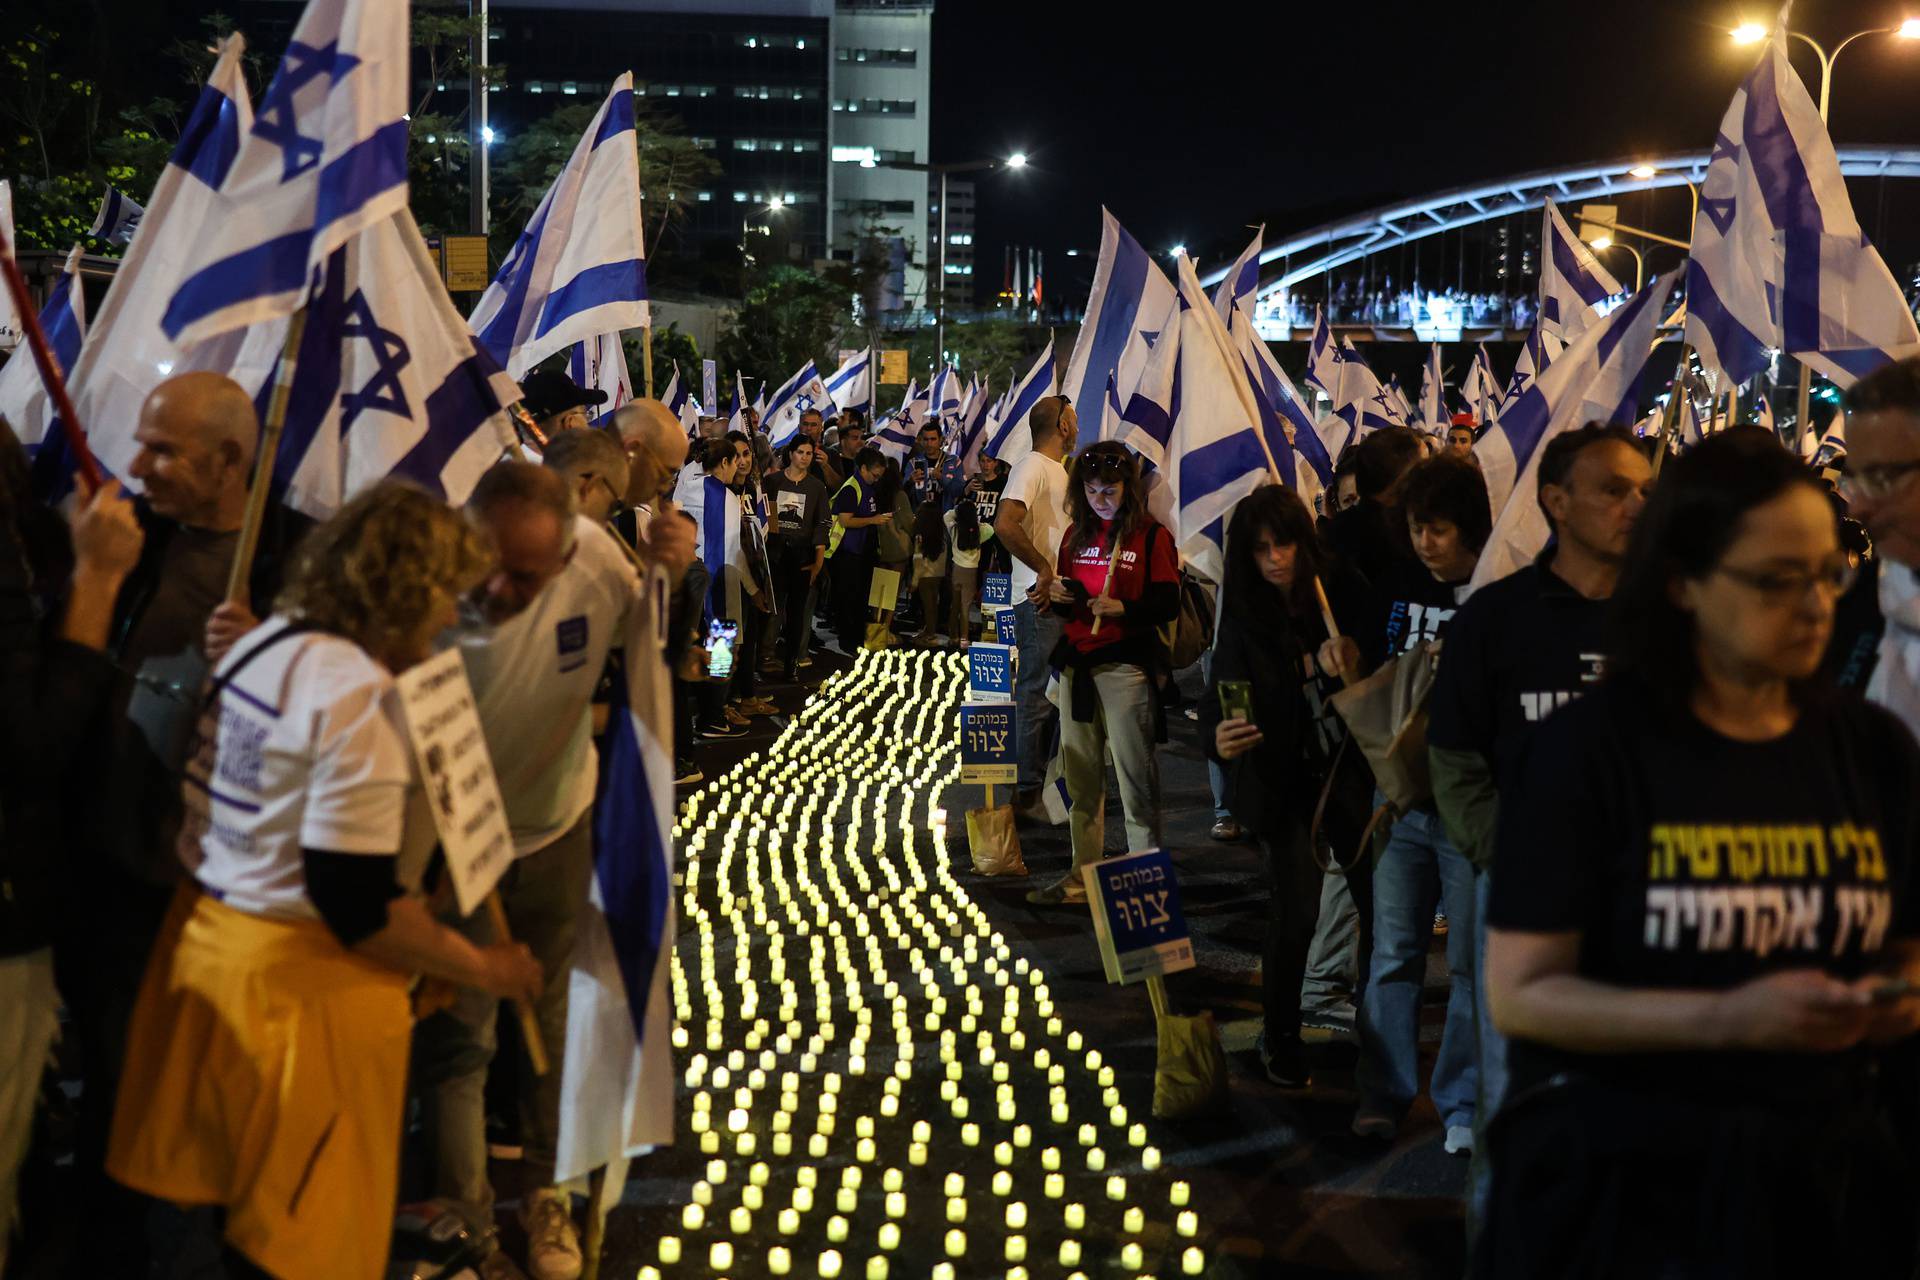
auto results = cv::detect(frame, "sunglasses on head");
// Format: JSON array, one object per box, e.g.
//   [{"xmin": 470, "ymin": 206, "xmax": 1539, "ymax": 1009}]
[{"xmin": 1080, "ymin": 451, "xmax": 1131, "ymax": 481}]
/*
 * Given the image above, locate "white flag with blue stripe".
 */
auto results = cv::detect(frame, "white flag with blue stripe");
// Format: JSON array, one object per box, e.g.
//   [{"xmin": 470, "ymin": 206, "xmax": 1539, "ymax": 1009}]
[
  {"xmin": 955, "ymin": 375, "xmax": 994, "ymax": 474},
  {"xmin": 251, "ymin": 208, "xmax": 522, "ymax": 516},
  {"xmin": 68, "ymin": 34, "xmax": 257, "ymax": 482},
  {"xmin": 928, "ymin": 363, "xmax": 961, "ymax": 424},
  {"xmin": 570, "ymin": 331, "xmax": 632, "ymax": 426},
  {"xmin": 89, "ymin": 186, "xmax": 146, "ymax": 247},
  {"xmin": 1464, "ymin": 343, "xmax": 1503, "ymax": 427},
  {"xmin": 472, "ymin": 75, "xmax": 649, "ymax": 379},
  {"xmin": 763, "ymin": 360, "xmax": 832, "ymax": 449},
  {"xmin": 1500, "ymin": 321, "xmax": 1559, "ymax": 416},
  {"xmin": 1061, "ymin": 209, "xmax": 1176, "ymax": 441},
  {"xmin": 980, "ymin": 339, "xmax": 1056, "ymax": 470},
  {"xmin": 1685, "ymin": 13, "xmax": 1919, "ymax": 387},
  {"xmin": 1473, "ymin": 269, "xmax": 1679, "ymax": 587},
  {"xmin": 1418, "ymin": 343, "xmax": 1446, "ymax": 430},
  {"xmin": 555, "ymin": 565, "xmax": 677, "ymax": 1182},
  {"xmin": 162, "ymin": 0, "xmax": 409, "ymax": 347},
  {"xmin": 0, "ymin": 245, "xmax": 87, "ymax": 464},
  {"xmin": 1210, "ymin": 227, "xmax": 1263, "ymax": 322},
  {"xmin": 1227, "ymin": 300, "xmax": 1330, "ymax": 499},
  {"xmin": 725, "ymin": 373, "xmax": 745, "ymax": 434},
  {"xmin": 1307, "ymin": 309, "xmax": 1405, "ymax": 436},
  {"xmin": 824, "ymin": 347, "xmax": 872, "ymax": 411},
  {"xmin": 1540, "ymin": 198, "xmax": 1621, "ymax": 341}
]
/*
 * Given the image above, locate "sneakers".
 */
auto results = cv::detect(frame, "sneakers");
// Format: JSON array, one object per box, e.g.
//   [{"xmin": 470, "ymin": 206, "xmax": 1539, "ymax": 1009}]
[
  {"xmin": 723, "ymin": 704, "xmax": 750, "ymax": 726},
  {"xmin": 1024, "ymin": 874, "xmax": 1087, "ymax": 906},
  {"xmin": 1351, "ymin": 1110, "xmax": 1397, "ymax": 1141},
  {"xmin": 1208, "ymin": 818, "xmax": 1244, "ymax": 842},
  {"xmin": 674, "ymin": 758, "xmax": 704, "ymax": 785},
  {"xmin": 1299, "ymin": 1005, "xmax": 1357, "ymax": 1036},
  {"xmin": 697, "ymin": 720, "xmax": 746, "ymax": 740},
  {"xmin": 738, "ymin": 696, "xmax": 778, "ymax": 716},
  {"xmin": 522, "ymin": 1189, "xmax": 583, "ymax": 1280},
  {"xmin": 1257, "ymin": 1030, "xmax": 1311, "ymax": 1089},
  {"xmin": 1444, "ymin": 1124, "xmax": 1474, "ymax": 1156},
  {"xmin": 1433, "ymin": 910, "xmax": 1449, "ymax": 937}
]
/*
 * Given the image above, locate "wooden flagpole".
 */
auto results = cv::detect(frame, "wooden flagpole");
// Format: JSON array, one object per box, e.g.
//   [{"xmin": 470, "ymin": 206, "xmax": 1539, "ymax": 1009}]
[
  {"xmin": 641, "ymin": 325, "xmax": 654, "ymax": 399},
  {"xmin": 225, "ymin": 308, "xmax": 308, "ymax": 601},
  {"xmin": 487, "ymin": 891, "xmax": 550, "ymax": 1076},
  {"xmin": 0, "ymin": 228, "xmax": 102, "ymax": 491}
]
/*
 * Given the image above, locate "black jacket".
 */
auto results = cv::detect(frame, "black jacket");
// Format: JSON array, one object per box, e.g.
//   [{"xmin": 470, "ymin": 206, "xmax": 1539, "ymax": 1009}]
[
  {"xmin": 1199, "ymin": 563, "xmax": 1375, "ymax": 839},
  {"xmin": 0, "ymin": 517, "xmax": 119, "ymax": 956}
]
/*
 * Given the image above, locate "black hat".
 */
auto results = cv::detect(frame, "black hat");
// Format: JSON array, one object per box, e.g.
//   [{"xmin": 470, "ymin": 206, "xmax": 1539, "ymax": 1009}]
[{"xmin": 521, "ymin": 368, "xmax": 608, "ymax": 420}]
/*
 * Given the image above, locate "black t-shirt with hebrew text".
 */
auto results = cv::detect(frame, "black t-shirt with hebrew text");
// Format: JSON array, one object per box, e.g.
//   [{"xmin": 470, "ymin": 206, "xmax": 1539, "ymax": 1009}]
[{"xmin": 1490, "ymin": 680, "xmax": 1920, "ymax": 1102}]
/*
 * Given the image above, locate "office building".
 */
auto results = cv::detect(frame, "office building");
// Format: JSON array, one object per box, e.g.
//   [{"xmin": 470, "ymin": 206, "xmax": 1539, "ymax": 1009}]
[{"xmin": 826, "ymin": 0, "xmax": 935, "ymax": 311}]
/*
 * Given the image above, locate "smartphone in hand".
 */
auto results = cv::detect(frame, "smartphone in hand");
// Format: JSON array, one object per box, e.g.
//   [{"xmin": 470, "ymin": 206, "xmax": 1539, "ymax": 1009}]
[
  {"xmin": 1219, "ymin": 679, "xmax": 1254, "ymax": 724},
  {"xmin": 706, "ymin": 618, "xmax": 740, "ymax": 680}
]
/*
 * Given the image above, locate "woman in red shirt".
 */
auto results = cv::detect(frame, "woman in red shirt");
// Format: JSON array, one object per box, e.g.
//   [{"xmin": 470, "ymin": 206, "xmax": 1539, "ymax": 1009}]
[{"xmin": 1027, "ymin": 442, "xmax": 1182, "ymax": 906}]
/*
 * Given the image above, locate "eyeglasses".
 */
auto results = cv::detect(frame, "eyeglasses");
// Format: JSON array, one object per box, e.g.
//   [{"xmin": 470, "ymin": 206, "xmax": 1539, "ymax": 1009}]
[
  {"xmin": 596, "ymin": 475, "xmax": 626, "ymax": 513},
  {"xmin": 1838, "ymin": 458, "xmax": 1920, "ymax": 501},
  {"xmin": 1712, "ymin": 555, "xmax": 1857, "ymax": 605},
  {"xmin": 1078, "ymin": 451, "xmax": 1131, "ymax": 481}
]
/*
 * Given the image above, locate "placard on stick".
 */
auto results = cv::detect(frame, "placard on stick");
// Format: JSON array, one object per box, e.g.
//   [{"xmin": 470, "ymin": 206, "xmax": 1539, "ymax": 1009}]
[
  {"xmin": 967, "ymin": 642, "xmax": 1016, "ymax": 702},
  {"xmin": 1081, "ymin": 848, "xmax": 1195, "ymax": 985},
  {"xmin": 960, "ymin": 703, "xmax": 1017, "ymax": 785},
  {"xmin": 868, "ymin": 565, "xmax": 902, "ymax": 611},
  {"xmin": 395, "ymin": 649, "xmax": 515, "ymax": 915},
  {"xmin": 982, "ymin": 572, "xmax": 1013, "ymax": 609}
]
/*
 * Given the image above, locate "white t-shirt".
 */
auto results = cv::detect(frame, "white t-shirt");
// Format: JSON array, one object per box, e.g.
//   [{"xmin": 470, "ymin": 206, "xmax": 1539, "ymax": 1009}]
[
  {"xmin": 1001, "ymin": 451, "xmax": 1069, "ymax": 601},
  {"xmin": 452, "ymin": 517, "xmax": 640, "ymax": 857},
  {"xmin": 181, "ymin": 624, "xmax": 415, "ymax": 921},
  {"xmin": 944, "ymin": 507, "xmax": 983, "ymax": 571}
]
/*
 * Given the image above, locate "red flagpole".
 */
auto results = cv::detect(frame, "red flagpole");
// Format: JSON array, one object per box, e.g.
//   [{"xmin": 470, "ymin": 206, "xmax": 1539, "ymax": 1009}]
[{"xmin": 0, "ymin": 228, "xmax": 102, "ymax": 492}]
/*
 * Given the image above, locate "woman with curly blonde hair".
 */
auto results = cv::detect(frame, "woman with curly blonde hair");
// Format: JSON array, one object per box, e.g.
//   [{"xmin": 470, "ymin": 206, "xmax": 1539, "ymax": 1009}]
[{"xmin": 106, "ymin": 483, "xmax": 543, "ymax": 1280}]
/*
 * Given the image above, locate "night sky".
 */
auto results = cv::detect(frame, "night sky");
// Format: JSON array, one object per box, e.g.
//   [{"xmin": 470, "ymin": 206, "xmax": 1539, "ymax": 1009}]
[{"xmin": 932, "ymin": 0, "xmax": 1920, "ymax": 294}]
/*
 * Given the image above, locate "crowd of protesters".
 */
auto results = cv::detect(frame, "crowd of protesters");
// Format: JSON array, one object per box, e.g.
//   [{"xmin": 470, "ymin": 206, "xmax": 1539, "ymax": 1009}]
[{"xmin": 5, "ymin": 339, "xmax": 1920, "ymax": 1280}]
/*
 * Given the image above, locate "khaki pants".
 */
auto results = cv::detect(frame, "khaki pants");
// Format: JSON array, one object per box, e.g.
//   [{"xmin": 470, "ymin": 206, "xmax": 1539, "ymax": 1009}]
[
  {"xmin": 1058, "ymin": 662, "xmax": 1162, "ymax": 874},
  {"xmin": 0, "ymin": 948, "xmax": 57, "ymax": 1273},
  {"xmin": 414, "ymin": 812, "xmax": 594, "ymax": 1228}
]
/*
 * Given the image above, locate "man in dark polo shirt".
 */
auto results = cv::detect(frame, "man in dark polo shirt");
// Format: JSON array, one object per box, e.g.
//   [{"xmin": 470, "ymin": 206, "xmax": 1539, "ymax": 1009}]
[{"xmin": 1426, "ymin": 421, "xmax": 1652, "ymax": 1234}]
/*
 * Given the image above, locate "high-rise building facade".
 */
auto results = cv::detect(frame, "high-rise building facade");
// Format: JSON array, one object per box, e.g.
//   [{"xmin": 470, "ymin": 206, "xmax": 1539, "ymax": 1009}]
[{"xmin": 825, "ymin": 1, "xmax": 935, "ymax": 311}]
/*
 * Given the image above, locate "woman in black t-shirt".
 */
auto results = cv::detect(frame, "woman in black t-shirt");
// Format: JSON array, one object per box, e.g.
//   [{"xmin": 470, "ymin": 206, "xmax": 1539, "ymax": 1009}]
[{"xmin": 1481, "ymin": 428, "xmax": 1920, "ymax": 1278}]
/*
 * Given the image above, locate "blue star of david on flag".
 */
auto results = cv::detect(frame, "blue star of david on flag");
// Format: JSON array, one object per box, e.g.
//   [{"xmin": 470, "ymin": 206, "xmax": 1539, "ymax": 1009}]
[{"xmin": 252, "ymin": 40, "xmax": 361, "ymax": 182}]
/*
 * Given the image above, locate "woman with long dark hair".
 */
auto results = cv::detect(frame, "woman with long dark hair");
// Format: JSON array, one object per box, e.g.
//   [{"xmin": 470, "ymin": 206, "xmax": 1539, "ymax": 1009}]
[
  {"xmin": 1480, "ymin": 428, "xmax": 1920, "ymax": 1276},
  {"xmin": 944, "ymin": 497, "xmax": 988, "ymax": 648},
  {"xmin": 1026, "ymin": 442, "xmax": 1181, "ymax": 906},
  {"xmin": 1202, "ymin": 484, "xmax": 1378, "ymax": 1087}
]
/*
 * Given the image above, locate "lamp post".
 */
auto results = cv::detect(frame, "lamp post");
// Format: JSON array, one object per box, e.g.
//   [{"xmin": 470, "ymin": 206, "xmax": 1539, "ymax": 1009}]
[
  {"xmin": 1728, "ymin": 17, "xmax": 1920, "ymax": 446},
  {"xmin": 743, "ymin": 197, "xmax": 786, "ymax": 269},
  {"xmin": 877, "ymin": 152, "xmax": 1027, "ymax": 366},
  {"xmin": 1588, "ymin": 236, "xmax": 1644, "ymax": 293}
]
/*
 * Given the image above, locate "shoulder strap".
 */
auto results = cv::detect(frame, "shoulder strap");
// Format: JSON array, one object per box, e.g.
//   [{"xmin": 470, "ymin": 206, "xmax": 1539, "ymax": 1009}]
[{"xmin": 202, "ymin": 620, "xmax": 327, "ymax": 713}]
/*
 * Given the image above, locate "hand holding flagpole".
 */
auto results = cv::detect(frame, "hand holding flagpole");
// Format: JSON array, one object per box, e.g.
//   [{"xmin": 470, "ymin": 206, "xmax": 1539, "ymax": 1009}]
[{"xmin": 0, "ymin": 226, "xmax": 102, "ymax": 491}]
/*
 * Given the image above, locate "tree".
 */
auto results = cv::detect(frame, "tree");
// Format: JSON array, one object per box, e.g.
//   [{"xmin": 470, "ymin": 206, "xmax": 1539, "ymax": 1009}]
[
  {"xmin": 716, "ymin": 266, "xmax": 857, "ymax": 382},
  {"xmin": 903, "ymin": 320, "xmax": 1048, "ymax": 392},
  {"xmin": 644, "ymin": 323, "xmax": 702, "ymax": 399}
]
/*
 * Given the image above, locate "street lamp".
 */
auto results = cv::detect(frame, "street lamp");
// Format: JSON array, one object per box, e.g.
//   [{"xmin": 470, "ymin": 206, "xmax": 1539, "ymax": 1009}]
[
  {"xmin": 743, "ymin": 198, "xmax": 785, "ymax": 267},
  {"xmin": 875, "ymin": 154, "xmax": 1030, "ymax": 365},
  {"xmin": 1587, "ymin": 236, "xmax": 1644, "ymax": 292},
  {"xmin": 1728, "ymin": 17, "xmax": 1920, "ymax": 120},
  {"xmin": 1626, "ymin": 163, "xmax": 1700, "ymax": 235}
]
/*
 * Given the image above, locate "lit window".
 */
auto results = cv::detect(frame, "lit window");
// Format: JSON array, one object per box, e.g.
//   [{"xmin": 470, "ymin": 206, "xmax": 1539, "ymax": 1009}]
[
  {"xmin": 734, "ymin": 191, "xmax": 747, "ymax": 202},
  {"xmin": 563, "ymin": 82, "xmax": 578, "ymax": 95},
  {"xmin": 746, "ymin": 36, "xmax": 758, "ymax": 48},
  {"xmin": 698, "ymin": 192, "xmax": 712, "ymax": 202},
  {"xmin": 834, "ymin": 145, "xmax": 877, "ymax": 164},
  {"xmin": 666, "ymin": 86, "xmax": 681, "ymax": 97},
  {"xmin": 797, "ymin": 38, "xmax": 806, "ymax": 49},
  {"xmin": 528, "ymin": 83, "xmax": 542, "ymax": 93}
]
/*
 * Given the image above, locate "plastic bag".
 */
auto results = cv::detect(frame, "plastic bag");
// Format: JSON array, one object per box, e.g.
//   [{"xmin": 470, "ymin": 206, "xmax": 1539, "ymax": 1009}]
[
  {"xmin": 966, "ymin": 802, "xmax": 1028, "ymax": 876},
  {"xmin": 863, "ymin": 619, "xmax": 893, "ymax": 652},
  {"xmin": 1151, "ymin": 1009, "xmax": 1229, "ymax": 1119}
]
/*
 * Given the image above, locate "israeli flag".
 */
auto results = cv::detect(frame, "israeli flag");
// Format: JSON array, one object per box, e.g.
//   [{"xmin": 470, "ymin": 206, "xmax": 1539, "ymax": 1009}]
[
  {"xmin": 1539, "ymin": 198, "xmax": 1621, "ymax": 341},
  {"xmin": 1464, "ymin": 344, "xmax": 1504, "ymax": 427},
  {"xmin": 824, "ymin": 347, "xmax": 872, "ymax": 411},
  {"xmin": 554, "ymin": 564, "xmax": 677, "ymax": 1184},
  {"xmin": 89, "ymin": 186, "xmax": 146, "ymax": 247},
  {"xmin": 893, "ymin": 379, "xmax": 931, "ymax": 436},
  {"xmin": 569, "ymin": 332, "xmax": 632, "ymax": 427},
  {"xmin": 685, "ymin": 471, "xmax": 747, "ymax": 624},
  {"xmin": 1211, "ymin": 227, "xmax": 1264, "ymax": 322},
  {"xmin": 763, "ymin": 360, "xmax": 832, "ymax": 449},
  {"xmin": 660, "ymin": 366, "xmax": 682, "ymax": 414},
  {"xmin": 725, "ymin": 373, "xmax": 745, "ymax": 434},
  {"xmin": 871, "ymin": 415, "xmax": 918, "ymax": 466},
  {"xmin": 67, "ymin": 34, "xmax": 255, "ymax": 482},
  {"xmin": 1473, "ymin": 269, "xmax": 1680, "ymax": 588},
  {"xmin": 1501, "ymin": 321, "xmax": 1560, "ymax": 415},
  {"xmin": 1813, "ymin": 416, "xmax": 1847, "ymax": 467},
  {"xmin": 1060, "ymin": 209, "xmax": 1176, "ymax": 441},
  {"xmin": 955, "ymin": 375, "xmax": 994, "ymax": 474},
  {"xmin": 1305, "ymin": 308, "xmax": 1403, "ymax": 435},
  {"xmin": 247, "ymin": 209, "xmax": 521, "ymax": 516},
  {"xmin": 1419, "ymin": 343, "xmax": 1446, "ymax": 430},
  {"xmin": 472, "ymin": 76, "xmax": 647, "ymax": 378},
  {"xmin": 0, "ymin": 182, "xmax": 18, "ymax": 351},
  {"xmin": 0, "ymin": 245, "xmax": 87, "ymax": 468},
  {"xmin": 1685, "ymin": 19, "xmax": 1919, "ymax": 387},
  {"xmin": 1149, "ymin": 254, "xmax": 1287, "ymax": 583},
  {"xmin": 981, "ymin": 339, "xmax": 1056, "ymax": 469},
  {"xmin": 928, "ymin": 363, "xmax": 961, "ymax": 423},
  {"xmin": 162, "ymin": 0, "xmax": 410, "ymax": 347},
  {"xmin": 1385, "ymin": 375, "xmax": 1415, "ymax": 426}
]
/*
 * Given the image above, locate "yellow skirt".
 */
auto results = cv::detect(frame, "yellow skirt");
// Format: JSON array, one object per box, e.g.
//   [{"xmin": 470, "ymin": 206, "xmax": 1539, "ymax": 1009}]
[{"xmin": 106, "ymin": 891, "xmax": 411, "ymax": 1280}]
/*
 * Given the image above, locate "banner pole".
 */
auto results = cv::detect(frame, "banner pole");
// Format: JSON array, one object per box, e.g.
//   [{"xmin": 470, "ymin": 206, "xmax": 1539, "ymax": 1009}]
[
  {"xmin": 225, "ymin": 307, "xmax": 309, "ymax": 603},
  {"xmin": 641, "ymin": 324, "xmax": 654, "ymax": 399},
  {"xmin": 0, "ymin": 231, "xmax": 102, "ymax": 491},
  {"xmin": 487, "ymin": 890, "xmax": 550, "ymax": 1076}
]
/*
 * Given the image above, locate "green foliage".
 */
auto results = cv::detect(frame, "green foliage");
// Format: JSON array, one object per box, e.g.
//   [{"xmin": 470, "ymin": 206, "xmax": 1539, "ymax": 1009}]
[
  {"xmin": 902, "ymin": 320, "xmax": 1050, "ymax": 392},
  {"xmin": 716, "ymin": 266, "xmax": 857, "ymax": 381},
  {"xmin": 644, "ymin": 323, "xmax": 702, "ymax": 397}
]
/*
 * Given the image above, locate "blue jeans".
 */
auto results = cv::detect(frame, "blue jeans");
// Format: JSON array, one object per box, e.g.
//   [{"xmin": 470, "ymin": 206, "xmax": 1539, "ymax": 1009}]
[
  {"xmin": 1012, "ymin": 600, "xmax": 1061, "ymax": 791},
  {"xmin": 1468, "ymin": 869, "xmax": 1509, "ymax": 1235},
  {"xmin": 1356, "ymin": 806, "xmax": 1479, "ymax": 1128}
]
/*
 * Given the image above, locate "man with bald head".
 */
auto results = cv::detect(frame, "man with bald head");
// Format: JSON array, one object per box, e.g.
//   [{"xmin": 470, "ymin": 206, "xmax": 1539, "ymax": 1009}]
[{"xmin": 58, "ymin": 372, "xmax": 308, "ymax": 1275}]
